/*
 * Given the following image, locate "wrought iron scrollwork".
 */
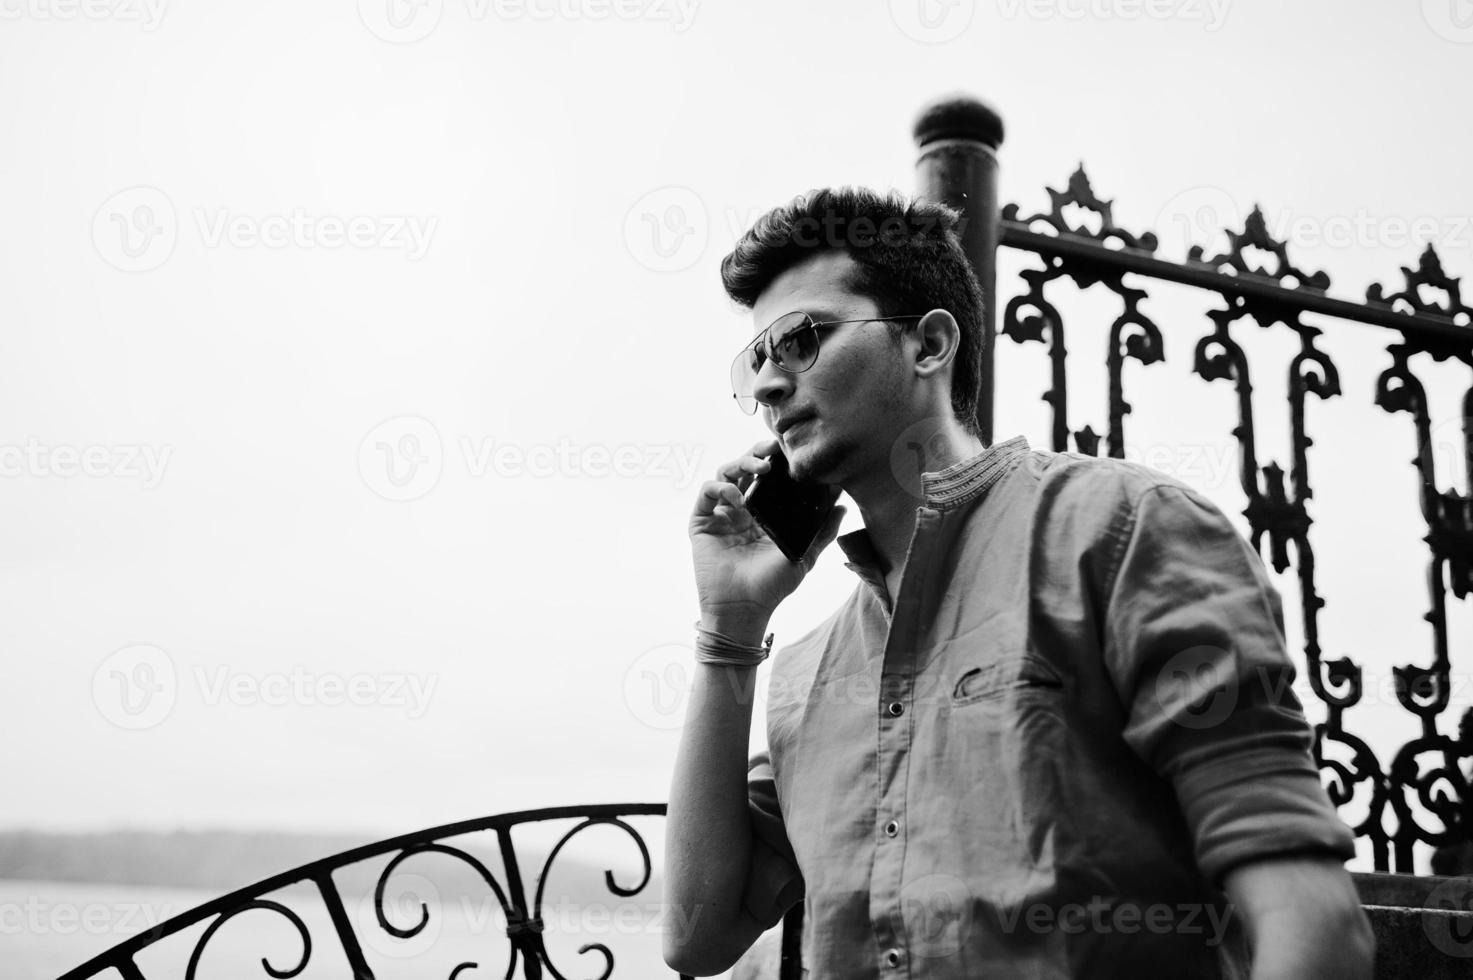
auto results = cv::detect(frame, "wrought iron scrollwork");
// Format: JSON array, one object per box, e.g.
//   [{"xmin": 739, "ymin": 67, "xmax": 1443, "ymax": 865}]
[
  {"xmin": 59, "ymin": 804, "xmax": 680, "ymax": 980},
  {"xmin": 373, "ymin": 841, "xmax": 515, "ymax": 980},
  {"xmin": 1002, "ymin": 164, "xmax": 1159, "ymax": 252},
  {"xmin": 1372, "ymin": 343, "xmax": 1473, "ymax": 865},
  {"xmin": 1368, "ymin": 243, "xmax": 1473, "ymax": 331},
  {"xmin": 1189, "ymin": 204, "xmax": 1332, "ymax": 294},
  {"xmin": 530, "ymin": 816, "xmax": 654, "ymax": 980},
  {"xmin": 183, "ymin": 899, "xmax": 312, "ymax": 980},
  {"xmin": 1002, "ymin": 169, "xmax": 1166, "ymax": 456},
  {"xmin": 1000, "ymin": 163, "xmax": 1473, "ymax": 872}
]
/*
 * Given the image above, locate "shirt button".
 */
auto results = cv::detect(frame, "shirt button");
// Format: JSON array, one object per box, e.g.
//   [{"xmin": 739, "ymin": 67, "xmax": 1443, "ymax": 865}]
[
  {"xmin": 886, "ymin": 700, "xmax": 904, "ymax": 717},
  {"xmin": 884, "ymin": 820, "xmax": 900, "ymax": 837},
  {"xmin": 884, "ymin": 948, "xmax": 902, "ymax": 968}
]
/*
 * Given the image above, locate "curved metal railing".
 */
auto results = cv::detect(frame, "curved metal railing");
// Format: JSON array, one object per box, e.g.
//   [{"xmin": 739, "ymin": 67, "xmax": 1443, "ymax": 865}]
[{"xmin": 56, "ymin": 803, "xmax": 693, "ymax": 980}]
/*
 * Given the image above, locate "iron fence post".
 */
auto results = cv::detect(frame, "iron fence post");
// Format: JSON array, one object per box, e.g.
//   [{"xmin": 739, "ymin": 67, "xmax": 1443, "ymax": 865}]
[{"xmin": 914, "ymin": 94, "xmax": 1005, "ymax": 443}]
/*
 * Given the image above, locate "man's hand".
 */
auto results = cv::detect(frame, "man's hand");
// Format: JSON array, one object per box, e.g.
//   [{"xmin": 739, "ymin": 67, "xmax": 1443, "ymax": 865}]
[
  {"xmin": 690, "ymin": 438, "xmax": 845, "ymax": 627},
  {"xmin": 665, "ymin": 439, "xmax": 843, "ymax": 977}
]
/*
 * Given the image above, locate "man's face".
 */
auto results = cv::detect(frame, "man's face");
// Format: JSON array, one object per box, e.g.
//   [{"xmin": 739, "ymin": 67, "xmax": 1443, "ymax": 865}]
[{"xmin": 749, "ymin": 250, "xmax": 915, "ymax": 485}]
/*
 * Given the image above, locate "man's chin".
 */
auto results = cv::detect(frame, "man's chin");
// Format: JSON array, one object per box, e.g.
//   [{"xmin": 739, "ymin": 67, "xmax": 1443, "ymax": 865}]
[{"xmin": 784, "ymin": 438, "xmax": 845, "ymax": 486}]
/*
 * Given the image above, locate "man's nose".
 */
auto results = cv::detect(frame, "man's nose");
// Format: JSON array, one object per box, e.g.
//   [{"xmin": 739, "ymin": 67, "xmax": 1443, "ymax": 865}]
[{"xmin": 752, "ymin": 357, "xmax": 793, "ymax": 409}]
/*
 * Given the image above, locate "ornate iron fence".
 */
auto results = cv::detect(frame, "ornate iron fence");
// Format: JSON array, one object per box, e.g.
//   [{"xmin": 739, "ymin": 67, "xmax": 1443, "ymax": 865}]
[
  {"xmin": 55, "ymin": 805, "xmax": 687, "ymax": 980},
  {"xmin": 916, "ymin": 95, "xmax": 1473, "ymax": 876}
]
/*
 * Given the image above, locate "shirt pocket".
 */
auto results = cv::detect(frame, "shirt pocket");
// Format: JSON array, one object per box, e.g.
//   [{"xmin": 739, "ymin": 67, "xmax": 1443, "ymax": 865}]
[{"xmin": 952, "ymin": 652, "xmax": 1063, "ymax": 706}]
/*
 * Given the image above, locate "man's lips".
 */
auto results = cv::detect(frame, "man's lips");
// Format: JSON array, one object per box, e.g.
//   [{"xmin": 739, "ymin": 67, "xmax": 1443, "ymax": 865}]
[{"xmin": 774, "ymin": 413, "xmax": 815, "ymax": 436}]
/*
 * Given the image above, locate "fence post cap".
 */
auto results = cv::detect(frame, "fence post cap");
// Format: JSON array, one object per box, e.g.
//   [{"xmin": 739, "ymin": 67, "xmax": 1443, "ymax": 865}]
[{"xmin": 913, "ymin": 94, "xmax": 1005, "ymax": 149}]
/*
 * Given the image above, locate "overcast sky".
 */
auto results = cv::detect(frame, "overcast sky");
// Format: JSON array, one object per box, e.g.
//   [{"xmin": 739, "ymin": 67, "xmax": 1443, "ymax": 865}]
[{"xmin": 3, "ymin": 0, "xmax": 1472, "ymax": 875}]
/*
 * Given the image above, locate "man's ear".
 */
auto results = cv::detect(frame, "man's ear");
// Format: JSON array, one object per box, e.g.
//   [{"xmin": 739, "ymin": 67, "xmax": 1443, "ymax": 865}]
[{"xmin": 912, "ymin": 309, "xmax": 960, "ymax": 380}]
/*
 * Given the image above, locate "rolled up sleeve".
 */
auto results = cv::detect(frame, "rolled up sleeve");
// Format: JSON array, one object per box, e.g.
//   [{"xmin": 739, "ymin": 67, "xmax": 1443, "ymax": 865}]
[
  {"xmin": 744, "ymin": 751, "xmax": 805, "ymax": 928},
  {"xmin": 1102, "ymin": 483, "xmax": 1356, "ymax": 886}
]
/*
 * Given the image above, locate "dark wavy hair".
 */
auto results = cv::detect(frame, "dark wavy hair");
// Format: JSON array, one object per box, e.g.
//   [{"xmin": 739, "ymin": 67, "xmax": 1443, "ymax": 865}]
[{"xmin": 719, "ymin": 187, "xmax": 983, "ymax": 433}]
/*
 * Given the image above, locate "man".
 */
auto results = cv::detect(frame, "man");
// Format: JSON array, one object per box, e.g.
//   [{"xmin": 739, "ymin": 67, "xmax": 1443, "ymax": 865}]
[{"xmin": 664, "ymin": 187, "xmax": 1373, "ymax": 978}]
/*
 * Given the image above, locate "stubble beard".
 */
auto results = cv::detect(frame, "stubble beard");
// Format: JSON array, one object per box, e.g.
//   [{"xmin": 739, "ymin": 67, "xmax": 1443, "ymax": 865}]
[{"xmin": 786, "ymin": 427, "xmax": 863, "ymax": 488}]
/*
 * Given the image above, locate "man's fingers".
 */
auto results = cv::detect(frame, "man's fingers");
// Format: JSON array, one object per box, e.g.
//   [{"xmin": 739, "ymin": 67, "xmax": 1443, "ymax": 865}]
[
  {"xmin": 693, "ymin": 479, "xmax": 745, "ymax": 517},
  {"xmin": 715, "ymin": 454, "xmax": 772, "ymax": 486},
  {"xmin": 748, "ymin": 437, "xmax": 779, "ymax": 459}
]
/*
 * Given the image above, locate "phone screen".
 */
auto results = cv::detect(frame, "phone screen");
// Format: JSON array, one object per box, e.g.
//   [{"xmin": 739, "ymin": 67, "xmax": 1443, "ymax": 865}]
[{"xmin": 744, "ymin": 450, "xmax": 841, "ymax": 563}]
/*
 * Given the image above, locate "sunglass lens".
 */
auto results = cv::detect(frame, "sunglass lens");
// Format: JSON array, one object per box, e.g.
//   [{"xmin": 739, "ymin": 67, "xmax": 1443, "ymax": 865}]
[
  {"xmin": 766, "ymin": 312, "xmax": 815, "ymax": 370},
  {"xmin": 730, "ymin": 347, "xmax": 761, "ymax": 414}
]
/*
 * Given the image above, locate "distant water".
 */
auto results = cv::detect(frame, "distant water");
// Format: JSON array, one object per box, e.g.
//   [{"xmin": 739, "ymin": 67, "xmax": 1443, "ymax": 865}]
[{"xmin": 3, "ymin": 878, "xmax": 700, "ymax": 980}]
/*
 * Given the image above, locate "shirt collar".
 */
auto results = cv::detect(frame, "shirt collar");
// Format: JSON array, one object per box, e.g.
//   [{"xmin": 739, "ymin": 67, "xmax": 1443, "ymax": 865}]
[{"xmin": 835, "ymin": 435, "xmax": 1031, "ymax": 575}]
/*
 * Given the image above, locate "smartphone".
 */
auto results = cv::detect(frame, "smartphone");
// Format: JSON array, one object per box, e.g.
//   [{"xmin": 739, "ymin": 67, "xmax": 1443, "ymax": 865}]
[{"xmin": 744, "ymin": 450, "xmax": 841, "ymax": 563}]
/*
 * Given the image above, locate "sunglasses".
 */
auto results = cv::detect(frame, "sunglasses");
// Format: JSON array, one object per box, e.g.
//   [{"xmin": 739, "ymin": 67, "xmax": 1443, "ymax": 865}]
[{"xmin": 730, "ymin": 311, "xmax": 925, "ymax": 414}]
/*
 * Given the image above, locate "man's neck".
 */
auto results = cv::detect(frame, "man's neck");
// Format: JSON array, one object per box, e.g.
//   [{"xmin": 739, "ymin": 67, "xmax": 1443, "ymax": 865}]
[{"xmin": 845, "ymin": 421, "xmax": 987, "ymax": 583}]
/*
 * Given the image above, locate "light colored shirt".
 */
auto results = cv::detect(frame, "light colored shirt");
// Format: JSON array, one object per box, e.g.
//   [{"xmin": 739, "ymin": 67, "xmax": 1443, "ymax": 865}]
[{"xmin": 743, "ymin": 436, "xmax": 1355, "ymax": 978}]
